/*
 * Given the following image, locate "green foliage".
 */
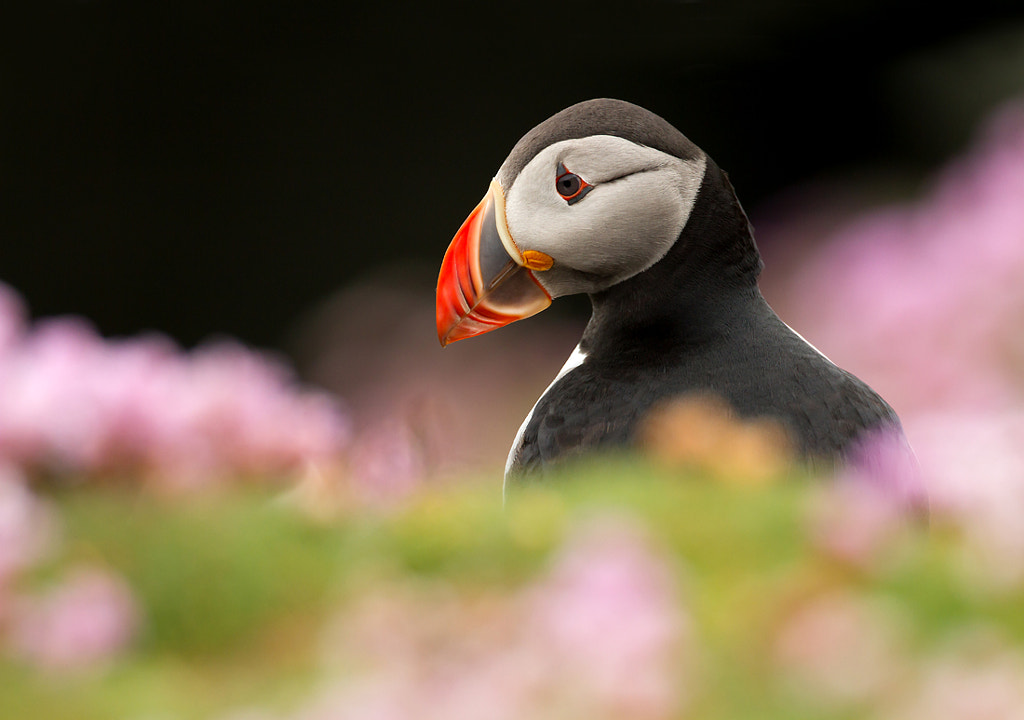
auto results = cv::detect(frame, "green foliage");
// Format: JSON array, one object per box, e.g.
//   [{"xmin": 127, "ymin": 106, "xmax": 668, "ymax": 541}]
[{"xmin": 2, "ymin": 459, "xmax": 1022, "ymax": 719}]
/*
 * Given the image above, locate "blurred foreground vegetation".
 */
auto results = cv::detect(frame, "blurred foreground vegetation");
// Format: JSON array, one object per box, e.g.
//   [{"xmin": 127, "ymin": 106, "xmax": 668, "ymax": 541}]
[{"xmin": 3, "ymin": 458, "xmax": 1023, "ymax": 720}]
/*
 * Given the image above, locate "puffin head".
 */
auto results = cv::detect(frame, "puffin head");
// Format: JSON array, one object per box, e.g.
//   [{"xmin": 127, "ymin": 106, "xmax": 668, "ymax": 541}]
[{"xmin": 437, "ymin": 98, "xmax": 746, "ymax": 346}]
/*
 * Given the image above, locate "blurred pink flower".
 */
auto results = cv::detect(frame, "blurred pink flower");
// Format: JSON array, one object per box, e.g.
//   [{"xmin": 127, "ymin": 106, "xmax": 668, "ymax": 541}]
[
  {"xmin": 774, "ymin": 590, "xmax": 908, "ymax": 707},
  {"xmin": 762, "ymin": 100, "xmax": 1024, "ymax": 418},
  {"xmin": 878, "ymin": 631, "xmax": 1024, "ymax": 720},
  {"xmin": 345, "ymin": 418, "xmax": 426, "ymax": 505},
  {"xmin": 910, "ymin": 410, "xmax": 1024, "ymax": 589},
  {"xmin": 144, "ymin": 341, "xmax": 351, "ymax": 488},
  {"xmin": 0, "ymin": 283, "xmax": 351, "ymax": 488},
  {"xmin": 0, "ymin": 465, "xmax": 56, "ymax": 589},
  {"xmin": 845, "ymin": 428, "xmax": 928, "ymax": 513},
  {"xmin": 297, "ymin": 515, "xmax": 689, "ymax": 720},
  {"xmin": 803, "ymin": 429, "xmax": 924, "ymax": 573},
  {"xmin": 758, "ymin": 98, "xmax": 1024, "ymax": 541},
  {"xmin": 0, "ymin": 317, "xmax": 109, "ymax": 469},
  {"xmin": 524, "ymin": 515, "xmax": 690, "ymax": 719},
  {"xmin": 808, "ymin": 479, "xmax": 907, "ymax": 572},
  {"xmin": 7, "ymin": 566, "xmax": 140, "ymax": 672}
]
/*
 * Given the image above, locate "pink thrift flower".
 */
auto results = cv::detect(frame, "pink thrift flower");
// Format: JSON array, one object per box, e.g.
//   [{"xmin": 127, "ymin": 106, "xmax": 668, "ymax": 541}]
[
  {"xmin": 8, "ymin": 566, "xmax": 140, "ymax": 672},
  {"xmin": 525, "ymin": 515, "xmax": 690, "ymax": 719},
  {"xmin": 314, "ymin": 587, "xmax": 533, "ymax": 720},
  {"xmin": 843, "ymin": 428, "xmax": 928, "ymax": 514},
  {"xmin": 55, "ymin": 332, "xmax": 183, "ymax": 474},
  {"xmin": 808, "ymin": 480, "xmax": 907, "ymax": 571},
  {"xmin": 295, "ymin": 677, "xmax": 434, "ymax": 720},
  {"xmin": 0, "ymin": 465, "xmax": 56, "ymax": 588},
  {"xmin": 0, "ymin": 287, "xmax": 351, "ymax": 487},
  {"xmin": 909, "ymin": 410, "xmax": 1024, "ymax": 589},
  {"xmin": 309, "ymin": 515, "xmax": 690, "ymax": 720},
  {"xmin": 0, "ymin": 283, "xmax": 356, "ymax": 489},
  {"xmin": 756, "ymin": 99, "xmax": 1024, "ymax": 582},
  {"xmin": 345, "ymin": 418, "xmax": 426, "ymax": 505},
  {"xmin": 160, "ymin": 341, "xmax": 349, "ymax": 486},
  {"xmin": 774, "ymin": 590, "xmax": 908, "ymax": 707},
  {"xmin": 879, "ymin": 632, "xmax": 1024, "ymax": 720},
  {"xmin": 761, "ymin": 100, "xmax": 1024, "ymax": 418},
  {"xmin": 175, "ymin": 342, "xmax": 348, "ymax": 483},
  {"xmin": 0, "ymin": 317, "xmax": 110, "ymax": 470}
]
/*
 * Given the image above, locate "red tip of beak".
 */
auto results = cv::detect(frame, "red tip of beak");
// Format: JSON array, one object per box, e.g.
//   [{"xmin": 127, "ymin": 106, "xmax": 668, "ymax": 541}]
[
  {"xmin": 436, "ymin": 189, "xmax": 551, "ymax": 346},
  {"xmin": 436, "ymin": 195, "xmax": 489, "ymax": 346}
]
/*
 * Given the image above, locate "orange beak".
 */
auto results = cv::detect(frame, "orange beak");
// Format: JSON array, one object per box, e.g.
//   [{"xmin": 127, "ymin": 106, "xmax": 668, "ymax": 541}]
[{"xmin": 436, "ymin": 181, "xmax": 553, "ymax": 346}]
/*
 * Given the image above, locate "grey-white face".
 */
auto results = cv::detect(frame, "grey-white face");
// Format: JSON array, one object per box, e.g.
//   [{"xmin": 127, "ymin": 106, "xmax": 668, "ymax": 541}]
[{"xmin": 502, "ymin": 135, "xmax": 707, "ymax": 297}]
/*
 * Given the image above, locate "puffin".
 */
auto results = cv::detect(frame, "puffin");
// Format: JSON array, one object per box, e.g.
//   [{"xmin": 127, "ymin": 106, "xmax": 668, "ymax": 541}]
[{"xmin": 435, "ymin": 98, "xmax": 908, "ymax": 489}]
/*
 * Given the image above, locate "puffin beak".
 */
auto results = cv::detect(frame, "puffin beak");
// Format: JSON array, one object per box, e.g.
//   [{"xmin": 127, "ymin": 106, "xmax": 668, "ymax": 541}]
[{"xmin": 436, "ymin": 180, "xmax": 553, "ymax": 346}]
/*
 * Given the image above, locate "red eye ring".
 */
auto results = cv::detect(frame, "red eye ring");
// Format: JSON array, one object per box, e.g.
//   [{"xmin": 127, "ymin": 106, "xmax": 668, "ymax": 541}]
[{"xmin": 555, "ymin": 162, "xmax": 592, "ymax": 205}]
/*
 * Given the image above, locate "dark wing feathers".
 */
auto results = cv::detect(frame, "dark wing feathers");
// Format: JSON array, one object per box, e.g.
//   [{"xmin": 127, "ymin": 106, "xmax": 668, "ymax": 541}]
[
  {"xmin": 507, "ymin": 322, "xmax": 900, "ymax": 481},
  {"xmin": 510, "ymin": 366, "xmax": 648, "ymax": 479}
]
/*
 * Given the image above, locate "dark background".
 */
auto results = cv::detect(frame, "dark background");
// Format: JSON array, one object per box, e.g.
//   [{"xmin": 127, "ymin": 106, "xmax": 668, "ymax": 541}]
[{"xmin": 3, "ymin": 1, "xmax": 1023, "ymax": 354}]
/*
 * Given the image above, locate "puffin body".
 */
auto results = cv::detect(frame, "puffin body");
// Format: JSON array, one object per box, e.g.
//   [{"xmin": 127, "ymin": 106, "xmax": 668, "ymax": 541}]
[{"xmin": 436, "ymin": 99, "xmax": 905, "ymax": 485}]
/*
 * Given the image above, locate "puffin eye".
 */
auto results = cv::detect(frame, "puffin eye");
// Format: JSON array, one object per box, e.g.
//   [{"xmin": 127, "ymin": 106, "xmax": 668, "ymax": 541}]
[{"xmin": 555, "ymin": 163, "xmax": 592, "ymax": 205}]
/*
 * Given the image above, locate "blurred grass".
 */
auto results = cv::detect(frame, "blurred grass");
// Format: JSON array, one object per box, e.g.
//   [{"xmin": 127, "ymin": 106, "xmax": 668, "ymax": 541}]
[
  {"xmin": 57, "ymin": 490, "xmax": 347, "ymax": 656},
  {"xmin": 2, "ymin": 457, "xmax": 1022, "ymax": 719}
]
